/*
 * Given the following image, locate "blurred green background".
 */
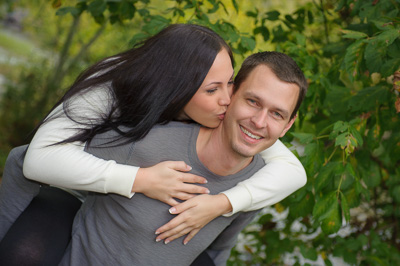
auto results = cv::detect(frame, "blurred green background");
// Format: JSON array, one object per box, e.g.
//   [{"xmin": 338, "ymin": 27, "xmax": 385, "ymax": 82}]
[{"xmin": 0, "ymin": 0, "xmax": 399, "ymax": 265}]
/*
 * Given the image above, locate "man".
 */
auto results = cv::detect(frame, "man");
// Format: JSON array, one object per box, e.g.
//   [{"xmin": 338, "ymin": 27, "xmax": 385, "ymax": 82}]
[{"xmin": 59, "ymin": 51, "xmax": 308, "ymax": 266}]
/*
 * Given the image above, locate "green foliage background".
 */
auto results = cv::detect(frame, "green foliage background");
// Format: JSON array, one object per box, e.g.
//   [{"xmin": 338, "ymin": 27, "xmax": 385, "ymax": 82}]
[{"xmin": 0, "ymin": 0, "xmax": 399, "ymax": 264}]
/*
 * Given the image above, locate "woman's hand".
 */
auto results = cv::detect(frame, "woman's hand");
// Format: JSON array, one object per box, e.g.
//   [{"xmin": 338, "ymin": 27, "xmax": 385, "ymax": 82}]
[
  {"xmin": 154, "ymin": 194, "xmax": 232, "ymax": 244},
  {"xmin": 133, "ymin": 161, "xmax": 209, "ymax": 206}
]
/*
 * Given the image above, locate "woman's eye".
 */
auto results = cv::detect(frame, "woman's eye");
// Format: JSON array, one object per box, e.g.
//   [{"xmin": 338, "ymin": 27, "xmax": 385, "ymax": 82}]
[
  {"xmin": 206, "ymin": 88, "xmax": 217, "ymax": 94},
  {"xmin": 228, "ymin": 80, "xmax": 234, "ymax": 85}
]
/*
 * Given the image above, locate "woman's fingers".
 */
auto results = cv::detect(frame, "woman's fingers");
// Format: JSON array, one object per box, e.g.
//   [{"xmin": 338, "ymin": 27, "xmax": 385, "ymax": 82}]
[
  {"xmin": 156, "ymin": 223, "xmax": 193, "ymax": 244},
  {"xmin": 167, "ymin": 161, "xmax": 208, "ymax": 184},
  {"xmin": 165, "ymin": 161, "xmax": 192, "ymax": 172},
  {"xmin": 183, "ymin": 228, "xmax": 200, "ymax": 245},
  {"xmin": 164, "ymin": 197, "xmax": 180, "ymax": 207},
  {"xmin": 168, "ymin": 200, "xmax": 195, "ymax": 215},
  {"xmin": 180, "ymin": 173, "xmax": 208, "ymax": 185}
]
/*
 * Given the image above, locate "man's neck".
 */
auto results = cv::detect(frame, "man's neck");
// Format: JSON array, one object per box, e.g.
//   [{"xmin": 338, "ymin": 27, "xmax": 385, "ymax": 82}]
[{"xmin": 196, "ymin": 126, "xmax": 253, "ymax": 176}]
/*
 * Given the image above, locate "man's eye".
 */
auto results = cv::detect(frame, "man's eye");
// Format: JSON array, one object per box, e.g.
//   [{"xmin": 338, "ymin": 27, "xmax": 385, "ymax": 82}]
[
  {"xmin": 247, "ymin": 99, "xmax": 257, "ymax": 106},
  {"xmin": 273, "ymin": 112, "xmax": 283, "ymax": 119}
]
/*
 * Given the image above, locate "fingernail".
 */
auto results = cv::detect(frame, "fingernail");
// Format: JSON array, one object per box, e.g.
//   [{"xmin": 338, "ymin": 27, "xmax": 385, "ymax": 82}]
[
  {"xmin": 205, "ymin": 189, "xmax": 210, "ymax": 194},
  {"xmin": 169, "ymin": 207, "xmax": 176, "ymax": 214},
  {"xmin": 203, "ymin": 180, "xmax": 208, "ymax": 184},
  {"xmin": 164, "ymin": 240, "xmax": 170, "ymax": 244},
  {"xmin": 183, "ymin": 241, "xmax": 188, "ymax": 245},
  {"xmin": 156, "ymin": 238, "xmax": 161, "ymax": 242},
  {"xmin": 187, "ymin": 165, "xmax": 192, "ymax": 171},
  {"xmin": 155, "ymin": 231, "xmax": 160, "ymax": 235}
]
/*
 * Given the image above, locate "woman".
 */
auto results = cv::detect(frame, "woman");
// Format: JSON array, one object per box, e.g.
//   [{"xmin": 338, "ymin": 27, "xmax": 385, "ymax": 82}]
[{"xmin": 0, "ymin": 24, "xmax": 305, "ymax": 264}]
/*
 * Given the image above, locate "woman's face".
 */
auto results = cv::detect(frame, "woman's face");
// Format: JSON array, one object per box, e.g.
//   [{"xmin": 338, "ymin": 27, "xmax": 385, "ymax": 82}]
[{"xmin": 179, "ymin": 49, "xmax": 234, "ymax": 128}]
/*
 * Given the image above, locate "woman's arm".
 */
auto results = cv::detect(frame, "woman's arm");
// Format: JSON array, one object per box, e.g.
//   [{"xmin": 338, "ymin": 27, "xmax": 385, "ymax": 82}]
[
  {"xmin": 155, "ymin": 139, "xmax": 306, "ymax": 243},
  {"xmin": 23, "ymin": 87, "xmax": 137, "ymax": 197},
  {"xmin": 23, "ymin": 87, "xmax": 208, "ymax": 201},
  {"xmin": 222, "ymin": 139, "xmax": 307, "ymax": 215}
]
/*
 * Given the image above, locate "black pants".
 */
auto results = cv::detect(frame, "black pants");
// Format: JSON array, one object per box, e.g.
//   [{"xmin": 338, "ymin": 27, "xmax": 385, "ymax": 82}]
[
  {"xmin": 0, "ymin": 186, "xmax": 81, "ymax": 265},
  {"xmin": 0, "ymin": 187, "xmax": 215, "ymax": 266}
]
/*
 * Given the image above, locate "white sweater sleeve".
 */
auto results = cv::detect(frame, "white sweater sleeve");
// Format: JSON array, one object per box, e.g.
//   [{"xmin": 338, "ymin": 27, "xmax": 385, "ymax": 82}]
[
  {"xmin": 222, "ymin": 139, "xmax": 307, "ymax": 216},
  {"xmin": 23, "ymin": 87, "xmax": 137, "ymax": 198}
]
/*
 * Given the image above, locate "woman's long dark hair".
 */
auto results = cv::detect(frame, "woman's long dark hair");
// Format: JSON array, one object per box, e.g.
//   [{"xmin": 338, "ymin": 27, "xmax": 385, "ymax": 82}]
[{"xmin": 45, "ymin": 24, "xmax": 233, "ymax": 145}]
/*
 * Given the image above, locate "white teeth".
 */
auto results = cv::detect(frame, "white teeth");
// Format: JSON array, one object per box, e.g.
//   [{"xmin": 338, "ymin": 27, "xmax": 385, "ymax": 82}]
[{"xmin": 240, "ymin": 126, "xmax": 261, "ymax": 140}]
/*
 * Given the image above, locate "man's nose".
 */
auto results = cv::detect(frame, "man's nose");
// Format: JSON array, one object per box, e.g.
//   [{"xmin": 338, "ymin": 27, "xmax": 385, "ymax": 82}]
[{"xmin": 251, "ymin": 110, "xmax": 268, "ymax": 129}]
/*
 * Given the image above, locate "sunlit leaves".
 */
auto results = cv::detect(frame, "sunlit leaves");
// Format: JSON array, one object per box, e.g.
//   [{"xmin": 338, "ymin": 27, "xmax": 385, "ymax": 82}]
[{"xmin": 329, "ymin": 121, "xmax": 363, "ymax": 156}]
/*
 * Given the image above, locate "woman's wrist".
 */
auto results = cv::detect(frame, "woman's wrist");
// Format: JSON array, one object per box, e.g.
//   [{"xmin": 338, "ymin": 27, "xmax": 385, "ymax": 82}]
[
  {"xmin": 132, "ymin": 167, "xmax": 147, "ymax": 193},
  {"xmin": 215, "ymin": 193, "xmax": 233, "ymax": 215}
]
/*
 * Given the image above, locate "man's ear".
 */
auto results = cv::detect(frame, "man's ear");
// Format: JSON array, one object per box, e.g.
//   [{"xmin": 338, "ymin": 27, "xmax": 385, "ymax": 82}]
[{"xmin": 280, "ymin": 114, "xmax": 297, "ymax": 138}]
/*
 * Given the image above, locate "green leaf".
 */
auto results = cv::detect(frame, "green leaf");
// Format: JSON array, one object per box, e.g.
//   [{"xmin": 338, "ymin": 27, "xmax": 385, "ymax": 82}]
[
  {"xmin": 120, "ymin": 1, "xmax": 136, "ymax": 20},
  {"xmin": 376, "ymin": 29, "xmax": 400, "ymax": 46},
  {"xmin": 231, "ymin": 0, "xmax": 239, "ymax": 13},
  {"xmin": 142, "ymin": 15, "xmax": 170, "ymax": 35},
  {"xmin": 315, "ymin": 162, "xmax": 340, "ymax": 193},
  {"xmin": 239, "ymin": 36, "xmax": 255, "ymax": 51},
  {"xmin": 344, "ymin": 39, "xmax": 366, "ymax": 81},
  {"xmin": 313, "ymin": 191, "xmax": 337, "ymax": 221},
  {"xmin": 55, "ymin": 7, "xmax": 81, "ymax": 17},
  {"xmin": 93, "ymin": 14, "xmax": 105, "ymax": 24},
  {"xmin": 307, "ymin": 10, "xmax": 313, "ymax": 24},
  {"xmin": 333, "ymin": 121, "xmax": 348, "ymax": 134},
  {"xmin": 299, "ymin": 244, "xmax": 318, "ymax": 261},
  {"xmin": 207, "ymin": 2, "xmax": 220, "ymax": 14},
  {"xmin": 245, "ymin": 10, "xmax": 257, "ymax": 18},
  {"xmin": 381, "ymin": 57, "xmax": 400, "ymax": 77},
  {"xmin": 341, "ymin": 29, "xmax": 368, "ymax": 39},
  {"xmin": 128, "ymin": 32, "xmax": 149, "ymax": 47},
  {"xmin": 335, "ymin": 132, "xmax": 349, "ymax": 149},
  {"xmin": 349, "ymin": 126, "xmax": 363, "ymax": 147},
  {"xmin": 364, "ymin": 39, "xmax": 385, "ymax": 73},
  {"xmin": 320, "ymin": 203, "xmax": 342, "ymax": 234},
  {"xmin": 88, "ymin": 0, "xmax": 106, "ymax": 17},
  {"xmin": 362, "ymin": 162, "xmax": 381, "ymax": 188},
  {"xmin": 254, "ymin": 26, "xmax": 269, "ymax": 42},
  {"xmin": 291, "ymin": 132, "xmax": 314, "ymax": 144},
  {"xmin": 391, "ymin": 185, "xmax": 400, "ymax": 203},
  {"xmin": 288, "ymin": 191, "xmax": 314, "ymax": 218},
  {"xmin": 295, "ymin": 33, "xmax": 306, "ymax": 47},
  {"xmin": 371, "ymin": 20, "xmax": 396, "ymax": 30},
  {"xmin": 348, "ymin": 86, "xmax": 389, "ymax": 112},
  {"xmin": 303, "ymin": 142, "xmax": 318, "ymax": 169},
  {"xmin": 265, "ymin": 10, "xmax": 280, "ymax": 21},
  {"xmin": 340, "ymin": 192, "xmax": 350, "ymax": 222},
  {"xmin": 344, "ymin": 187, "xmax": 360, "ymax": 208}
]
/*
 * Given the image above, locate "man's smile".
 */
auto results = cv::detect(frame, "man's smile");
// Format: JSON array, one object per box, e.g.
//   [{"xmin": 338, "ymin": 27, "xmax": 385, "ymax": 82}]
[{"xmin": 239, "ymin": 125, "xmax": 263, "ymax": 140}]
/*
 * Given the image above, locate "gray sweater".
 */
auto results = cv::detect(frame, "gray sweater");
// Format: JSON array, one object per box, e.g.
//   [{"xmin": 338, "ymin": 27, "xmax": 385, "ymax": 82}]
[{"xmin": 60, "ymin": 122, "xmax": 264, "ymax": 266}]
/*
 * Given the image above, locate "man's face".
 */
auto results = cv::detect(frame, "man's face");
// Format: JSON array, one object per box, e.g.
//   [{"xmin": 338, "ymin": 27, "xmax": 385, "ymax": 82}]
[{"xmin": 223, "ymin": 64, "xmax": 299, "ymax": 158}]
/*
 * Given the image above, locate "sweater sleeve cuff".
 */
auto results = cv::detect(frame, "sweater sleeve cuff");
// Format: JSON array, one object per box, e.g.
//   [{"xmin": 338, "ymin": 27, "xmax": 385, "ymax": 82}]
[
  {"xmin": 220, "ymin": 185, "xmax": 252, "ymax": 217},
  {"xmin": 104, "ymin": 164, "xmax": 138, "ymax": 198}
]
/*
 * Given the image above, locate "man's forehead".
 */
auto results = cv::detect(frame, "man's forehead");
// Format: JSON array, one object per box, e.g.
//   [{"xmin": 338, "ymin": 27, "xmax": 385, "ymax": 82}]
[{"xmin": 236, "ymin": 65, "xmax": 299, "ymax": 116}]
